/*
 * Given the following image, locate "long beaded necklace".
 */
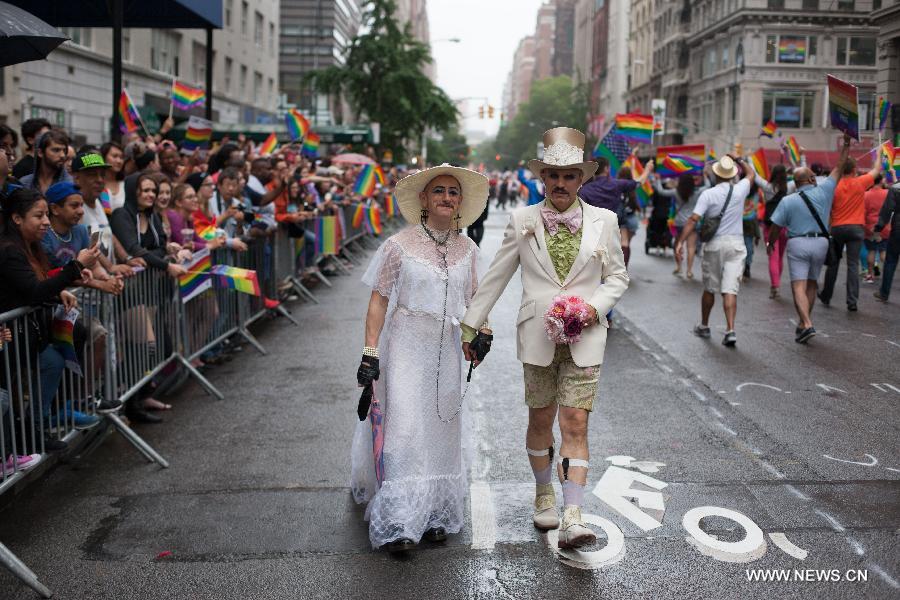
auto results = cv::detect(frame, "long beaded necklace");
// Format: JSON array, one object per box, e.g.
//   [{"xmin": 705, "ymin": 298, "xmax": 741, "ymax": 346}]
[{"xmin": 49, "ymin": 225, "xmax": 72, "ymax": 243}]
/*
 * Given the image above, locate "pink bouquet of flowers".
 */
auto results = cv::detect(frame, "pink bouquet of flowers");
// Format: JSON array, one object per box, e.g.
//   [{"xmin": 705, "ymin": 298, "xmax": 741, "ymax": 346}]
[{"xmin": 543, "ymin": 295, "xmax": 592, "ymax": 345}]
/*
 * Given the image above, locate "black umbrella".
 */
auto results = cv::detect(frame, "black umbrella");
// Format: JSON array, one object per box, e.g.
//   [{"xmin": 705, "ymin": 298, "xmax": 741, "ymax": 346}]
[{"xmin": 0, "ymin": 1, "xmax": 67, "ymax": 67}]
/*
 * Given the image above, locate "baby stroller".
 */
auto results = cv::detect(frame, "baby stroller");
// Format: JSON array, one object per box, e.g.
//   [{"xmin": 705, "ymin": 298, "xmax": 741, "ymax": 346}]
[{"xmin": 645, "ymin": 195, "xmax": 673, "ymax": 255}]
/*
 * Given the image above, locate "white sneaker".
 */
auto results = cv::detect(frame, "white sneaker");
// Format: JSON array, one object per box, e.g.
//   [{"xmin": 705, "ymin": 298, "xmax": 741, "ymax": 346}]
[
  {"xmin": 532, "ymin": 483, "xmax": 559, "ymax": 530},
  {"xmin": 558, "ymin": 505, "xmax": 596, "ymax": 549}
]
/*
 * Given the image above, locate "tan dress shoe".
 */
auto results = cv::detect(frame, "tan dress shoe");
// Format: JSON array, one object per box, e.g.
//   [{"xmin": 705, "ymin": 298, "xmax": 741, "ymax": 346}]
[
  {"xmin": 558, "ymin": 505, "xmax": 596, "ymax": 549},
  {"xmin": 532, "ymin": 483, "xmax": 560, "ymax": 530}
]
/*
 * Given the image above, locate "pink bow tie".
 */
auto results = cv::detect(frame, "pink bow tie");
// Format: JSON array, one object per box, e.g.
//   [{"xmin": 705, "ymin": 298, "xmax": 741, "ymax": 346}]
[{"xmin": 540, "ymin": 205, "xmax": 582, "ymax": 236}]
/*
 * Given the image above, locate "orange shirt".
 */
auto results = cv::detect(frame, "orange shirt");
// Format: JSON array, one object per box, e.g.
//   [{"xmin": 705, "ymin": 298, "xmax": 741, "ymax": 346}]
[
  {"xmin": 267, "ymin": 180, "xmax": 293, "ymax": 223},
  {"xmin": 831, "ymin": 173, "xmax": 873, "ymax": 227}
]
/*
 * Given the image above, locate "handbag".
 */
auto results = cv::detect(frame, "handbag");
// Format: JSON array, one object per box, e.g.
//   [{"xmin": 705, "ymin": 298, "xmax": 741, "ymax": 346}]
[
  {"xmin": 798, "ymin": 191, "xmax": 837, "ymax": 267},
  {"xmin": 699, "ymin": 185, "xmax": 734, "ymax": 243}
]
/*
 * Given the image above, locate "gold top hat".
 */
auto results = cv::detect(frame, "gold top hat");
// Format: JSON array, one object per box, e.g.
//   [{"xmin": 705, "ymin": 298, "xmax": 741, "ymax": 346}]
[{"xmin": 527, "ymin": 127, "xmax": 599, "ymax": 183}]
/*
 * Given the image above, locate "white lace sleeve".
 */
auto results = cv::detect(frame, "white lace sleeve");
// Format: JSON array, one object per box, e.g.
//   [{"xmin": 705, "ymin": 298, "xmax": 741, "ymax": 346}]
[
  {"xmin": 465, "ymin": 241, "xmax": 479, "ymax": 308},
  {"xmin": 362, "ymin": 238, "xmax": 402, "ymax": 298}
]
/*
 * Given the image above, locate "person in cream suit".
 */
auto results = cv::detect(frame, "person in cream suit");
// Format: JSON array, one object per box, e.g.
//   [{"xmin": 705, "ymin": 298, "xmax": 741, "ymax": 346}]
[{"xmin": 461, "ymin": 127, "xmax": 629, "ymax": 549}]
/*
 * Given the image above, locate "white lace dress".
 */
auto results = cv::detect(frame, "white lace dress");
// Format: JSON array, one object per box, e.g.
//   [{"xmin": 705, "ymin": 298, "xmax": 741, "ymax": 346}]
[{"xmin": 350, "ymin": 225, "xmax": 478, "ymax": 548}]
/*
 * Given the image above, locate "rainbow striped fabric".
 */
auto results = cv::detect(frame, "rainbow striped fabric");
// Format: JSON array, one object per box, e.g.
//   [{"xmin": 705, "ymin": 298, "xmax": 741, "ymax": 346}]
[
  {"xmin": 315, "ymin": 216, "xmax": 340, "ymax": 255},
  {"xmin": 667, "ymin": 199, "xmax": 677, "ymax": 239},
  {"xmin": 351, "ymin": 203, "xmax": 366, "ymax": 229},
  {"xmin": 259, "ymin": 132, "xmax": 278, "ymax": 156},
  {"xmin": 785, "ymin": 136, "xmax": 801, "ymax": 165},
  {"xmin": 178, "ymin": 248, "xmax": 212, "ymax": 303},
  {"xmin": 51, "ymin": 306, "xmax": 82, "ymax": 376},
  {"xmin": 878, "ymin": 97, "xmax": 892, "ymax": 133},
  {"xmin": 655, "ymin": 144, "xmax": 705, "ymax": 177},
  {"xmin": 171, "ymin": 80, "xmax": 206, "ymax": 110},
  {"xmin": 118, "ymin": 89, "xmax": 141, "ymax": 134},
  {"xmin": 750, "ymin": 148, "xmax": 770, "ymax": 180},
  {"xmin": 365, "ymin": 206, "xmax": 382, "ymax": 235},
  {"xmin": 99, "ymin": 189, "xmax": 112, "ymax": 215},
  {"xmin": 623, "ymin": 155, "xmax": 652, "ymax": 209},
  {"xmin": 285, "ymin": 109, "xmax": 310, "ymax": 141},
  {"xmin": 354, "ymin": 165, "xmax": 378, "ymax": 197},
  {"xmin": 707, "ymin": 149, "xmax": 717, "ymax": 163},
  {"xmin": 183, "ymin": 116, "xmax": 213, "ymax": 151},
  {"xmin": 302, "ymin": 132, "xmax": 320, "ymax": 157},
  {"xmin": 196, "ymin": 224, "xmax": 217, "ymax": 241},
  {"xmin": 880, "ymin": 142, "xmax": 895, "ymax": 183},
  {"xmin": 210, "ymin": 265, "xmax": 261, "ymax": 296},
  {"xmin": 827, "ymin": 75, "xmax": 859, "ymax": 140},
  {"xmin": 614, "ymin": 113, "xmax": 655, "ymax": 144},
  {"xmin": 383, "ymin": 193, "xmax": 397, "ymax": 217},
  {"xmin": 760, "ymin": 120, "xmax": 778, "ymax": 138}
]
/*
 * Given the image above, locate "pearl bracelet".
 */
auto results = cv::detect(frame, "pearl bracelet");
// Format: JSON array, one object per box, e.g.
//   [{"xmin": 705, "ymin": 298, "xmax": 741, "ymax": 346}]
[{"xmin": 362, "ymin": 346, "xmax": 379, "ymax": 358}]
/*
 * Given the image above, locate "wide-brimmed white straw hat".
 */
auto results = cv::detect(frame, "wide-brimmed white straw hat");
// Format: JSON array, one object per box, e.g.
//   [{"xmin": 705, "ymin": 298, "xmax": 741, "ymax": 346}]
[
  {"xmin": 527, "ymin": 127, "xmax": 598, "ymax": 183},
  {"xmin": 394, "ymin": 163, "xmax": 489, "ymax": 229},
  {"xmin": 712, "ymin": 155, "xmax": 739, "ymax": 180}
]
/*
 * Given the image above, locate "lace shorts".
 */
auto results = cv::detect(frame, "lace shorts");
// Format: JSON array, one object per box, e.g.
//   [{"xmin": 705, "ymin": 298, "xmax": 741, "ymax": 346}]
[{"xmin": 523, "ymin": 345, "xmax": 600, "ymax": 411}]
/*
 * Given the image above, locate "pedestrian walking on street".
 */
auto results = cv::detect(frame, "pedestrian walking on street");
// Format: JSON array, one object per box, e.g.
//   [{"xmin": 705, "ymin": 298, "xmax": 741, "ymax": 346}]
[
  {"xmin": 873, "ymin": 183, "xmax": 900, "ymax": 302},
  {"xmin": 674, "ymin": 155, "xmax": 753, "ymax": 347},
  {"xmin": 819, "ymin": 136, "xmax": 881, "ymax": 311},
  {"xmin": 352, "ymin": 164, "xmax": 488, "ymax": 552},
  {"xmin": 765, "ymin": 150, "xmax": 847, "ymax": 343},
  {"xmin": 863, "ymin": 175, "xmax": 889, "ymax": 284},
  {"xmin": 652, "ymin": 170, "xmax": 710, "ymax": 278},
  {"xmin": 756, "ymin": 164, "xmax": 790, "ymax": 298},
  {"xmin": 461, "ymin": 127, "xmax": 629, "ymax": 550}
]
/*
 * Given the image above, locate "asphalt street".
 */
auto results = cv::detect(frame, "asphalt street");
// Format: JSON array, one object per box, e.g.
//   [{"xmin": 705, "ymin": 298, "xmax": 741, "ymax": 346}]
[{"xmin": 0, "ymin": 205, "xmax": 897, "ymax": 599}]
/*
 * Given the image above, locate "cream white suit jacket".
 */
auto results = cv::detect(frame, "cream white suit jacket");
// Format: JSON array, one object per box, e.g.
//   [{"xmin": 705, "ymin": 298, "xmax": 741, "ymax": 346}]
[{"xmin": 462, "ymin": 199, "xmax": 629, "ymax": 367}]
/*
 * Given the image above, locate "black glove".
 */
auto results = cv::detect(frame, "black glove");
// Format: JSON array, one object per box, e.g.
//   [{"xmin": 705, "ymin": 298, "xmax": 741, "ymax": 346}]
[
  {"xmin": 469, "ymin": 331, "xmax": 493, "ymax": 363},
  {"xmin": 357, "ymin": 355, "xmax": 380, "ymax": 387},
  {"xmin": 357, "ymin": 385, "xmax": 373, "ymax": 421}
]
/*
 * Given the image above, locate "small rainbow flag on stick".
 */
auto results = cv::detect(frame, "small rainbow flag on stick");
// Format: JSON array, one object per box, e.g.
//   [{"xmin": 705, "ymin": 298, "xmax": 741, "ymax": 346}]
[
  {"xmin": 365, "ymin": 206, "xmax": 382, "ymax": 235},
  {"xmin": 623, "ymin": 155, "xmax": 652, "ymax": 209},
  {"xmin": 285, "ymin": 109, "xmax": 310, "ymax": 141},
  {"xmin": 179, "ymin": 248, "xmax": 212, "ymax": 303},
  {"xmin": 827, "ymin": 74, "xmax": 860, "ymax": 140},
  {"xmin": 655, "ymin": 144, "xmax": 705, "ymax": 177},
  {"xmin": 383, "ymin": 193, "xmax": 397, "ymax": 217},
  {"xmin": 351, "ymin": 203, "xmax": 366, "ymax": 229},
  {"xmin": 259, "ymin": 132, "xmax": 278, "ymax": 156},
  {"xmin": 785, "ymin": 136, "xmax": 801, "ymax": 165},
  {"xmin": 51, "ymin": 306, "xmax": 82, "ymax": 376},
  {"xmin": 195, "ymin": 223, "xmax": 217, "ymax": 241},
  {"xmin": 707, "ymin": 149, "xmax": 717, "ymax": 163},
  {"xmin": 210, "ymin": 265, "xmax": 261, "ymax": 296},
  {"xmin": 118, "ymin": 89, "xmax": 142, "ymax": 134},
  {"xmin": 183, "ymin": 115, "xmax": 213, "ymax": 151},
  {"xmin": 171, "ymin": 80, "xmax": 206, "ymax": 110},
  {"xmin": 750, "ymin": 148, "xmax": 770, "ymax": 180},
  {"xmin": 881, "ymin": 141, "xmax": 896, "ymax": 183},
  {"xmin": 354, "ymin": 164, "xmax": 378, "ymax": 197},
  {"xmin": 302, "ymin": 132, "xmax": 320, "ymax": 157},
  {"xmin": 315, "ymin": 216, "xmax": 340, "ymax": 255},
  {"xmin": 614, "ymin": 113, "xmax": 655, "ymax": 144},
  {"xmin": 760, "ymin": 120, "xmax": 778, "ymax": 138},
  {"xmin": 878, "ymin": 97, "xmax": 892, "ymax": 133}
]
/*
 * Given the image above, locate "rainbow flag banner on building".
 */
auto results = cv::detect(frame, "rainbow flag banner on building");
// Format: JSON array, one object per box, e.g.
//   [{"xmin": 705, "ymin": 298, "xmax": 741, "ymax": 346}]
[
  {"xmin": 878, "ymin": 97, "xmax": 892, "ymax": 133},
  {"xmin": 259, "ymin": 132, "xmax": 278, "ymax": 156},
  {"xmin": 365, "ymin": 206, "xmax": 382, "ymax": 235},
  {"xmin": 171, "ymin": 80, "xmax": 205, "ymax": 110},
  {"xmin": 51, "ymin": 306, "xmax": 82, "ymax": 376},
  {"xmin": 118, "ymin": 89, "xmax": 141, "ymax": 134},
  {"xmin": 354, "ymin": 164, "xmax": 378, "ymax": 197},
  {"xmin": 302, "ymin": 132, "xmax": 320, "ymax": 157},
  {"xmin": 351, "ymin": 202, "xmax": 366, "ymax": 229},
  {"xmin": 614, "ymin": 113, "xmax": 655, "ymax": 144},
  {"xmin": 210, "ymin": 265, "xmax": 261, "ymax": 296},
  {"xmin": 655, "ymin": 144, "xmax": 705, "ymax": 177},
  {"xmin": 179, "ymin": 248, "xmax": 212, "ymax": 303},
  {"xmin": 285, "ymin": 108, "xmax": 310, "ymax": 141},
  {"xmin": 183, "ymin": 115, "xmax": 213, "ymax": 151},
  {"xmin": 315, "ymin": 216, "xmax": 340, "ymax": 255},
  {"xmin": 760, "ymin": 120, "xmax": 778, "ymax": 138},
  {"xmin": 827, "ymin": 74, "xmax": 860, "ymax": 140},
  {"xmin": 750, "ymin": 148, "xmax": 770, "ymax": 180}
]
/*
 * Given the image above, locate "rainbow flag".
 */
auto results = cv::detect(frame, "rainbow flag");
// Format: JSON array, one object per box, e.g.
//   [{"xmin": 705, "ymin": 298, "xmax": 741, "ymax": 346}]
[
  {"xmin": 51, "ymin": 306, "xmax": 82, "ymax": 376},
  {"xmin": 118, "ymin": 89, "xmax": 141, "ymax": 134},
  {"xmin": 285, "ymin": 109, "xmax": 310, "ymax": 141},
  {"xmin": 183, "ymin": 115, "xmax": 213, "ymax": 151},
  {"xmin": 667, "ymin": 199, "xmax": 677, "ymax": 239},
  {"xmin": 374, "ymin": 165, "xmax": 386, "ymax": 184},
  {"xmin": 785, "ymin": 136, "xmax": 801, "ymax": 165},
  {"xmin": 827, "ymin": 75, "xmax": 859, "ymax": 140},
  {"xmin": 210, "ymin": 265, "xmax": 261, "ymax": 296},
  {"xmin": 750, "ymin": 148, "xmax": 770, "ymax": 180},
  {"xmin": 315, "ymin": 216, "xmax": 339, "ymax": 255},
  {"xmin": 878, "ymin": 97, "xmax": 892, "ymax": 133},
  {"xmin": 624, "ymin": 155, "xmax": 652, "ymax": 209},
  {"xmin": 614, "ymin": 113, "xmax": 654, "ymax": 144},
  {"xmin": 882, "ymin": 142, "xmax": 896, "ymax": 182},
  {"xmin": 179, "ymin": 248, "xmax": 212, "ymax": 303},
  {"xmin": 383, "ymin": 192, "xmax": 397, "ymax": 217},
  {"xmin": 195, "ymin": 223, "xmax": 217, "ymax": 241},
  {"xmin": 365, "ymin": 206, "xmax": 382, "ymax": 235},
  {"xmin": 656, "ymin": 145, "xmax": 705, "ymax": 177},
  {"xmin": 171, "ymin": 80, "xmax": 206, "ymax": 110},
  {"xmin": 707, "ymin": 149, "xmax": 717, "ymax": 163},
  {"xmin": 301, "ymin": 132, "xmax": 320, "ymax": 157},
  {"xmin": 354, "ymin": 164, "xmax": 377, "ymax": 197},
  {"xmin": 743, "ymin": 195, "xmax": 757, "ymax": 221},
  {"xmin": 259, "ymin": 132, "xmax": 278, "ymax": 156},
  {"xmin": 351, "ymin": 203, "xmax": 366, "ymax": 229},
  {"xmin": 99, "ymin": 189, "xmax": 112, "ymax": 215},
  {"xmin": 760, "ymin": 120, "xmax": 778, "ymax": 138}
]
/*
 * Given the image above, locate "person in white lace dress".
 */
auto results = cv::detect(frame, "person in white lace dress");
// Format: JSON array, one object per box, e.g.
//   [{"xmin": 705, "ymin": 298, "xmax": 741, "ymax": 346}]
[{"xmin": 352, "ymin": 164, "xmax": 489, "ymax": 551}]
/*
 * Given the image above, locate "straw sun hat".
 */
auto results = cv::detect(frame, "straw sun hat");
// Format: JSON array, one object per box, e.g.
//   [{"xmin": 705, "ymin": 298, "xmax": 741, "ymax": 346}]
[{"xmin": 394, "ymin": 163, "xmax": 489, "ymax": 229}]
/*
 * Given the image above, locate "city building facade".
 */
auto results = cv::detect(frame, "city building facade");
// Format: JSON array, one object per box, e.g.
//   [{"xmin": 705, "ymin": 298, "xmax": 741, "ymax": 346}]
[
  {"xmin": 626, "ymin": 0, "xmax": 655, "ymax": 116},
  {"xmin": 873, "ymin": 0, "xmax": 900, "ymax": 143},
  {"xmin": 553, "ymin": 0, "xmax": 576, "ymax": 77},
  {"xmin": 534, "ymin": 2, "xmax": 558, "ymax": 82},
  {"xmin": 573, "ymin": 0, "xmax": 594, "ymax": 86},
  {"xmin": 504, "ymin": 36, "xmax": 537, "ymax": 121},
  {"xmin": 649, "ymin": 0, "xmax": 691, "ymax": 146}
]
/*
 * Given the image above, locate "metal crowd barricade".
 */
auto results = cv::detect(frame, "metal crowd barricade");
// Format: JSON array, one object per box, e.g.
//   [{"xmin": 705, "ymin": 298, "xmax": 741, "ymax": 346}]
[{"xmin": 272, "ymin": 228, "xmax": 318, "ymax": 303}]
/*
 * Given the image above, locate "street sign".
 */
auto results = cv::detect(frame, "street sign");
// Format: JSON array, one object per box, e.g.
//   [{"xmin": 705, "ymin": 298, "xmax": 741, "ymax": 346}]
[{"xmin": 651, "ymin": 99, "xmax": 667, "ymax": 136}]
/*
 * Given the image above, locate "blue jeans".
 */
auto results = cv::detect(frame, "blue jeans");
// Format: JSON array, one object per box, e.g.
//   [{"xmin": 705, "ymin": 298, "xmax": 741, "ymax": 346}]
[
  {"xmin": 744, "ymin": 235, "xmax": 755, "ymax": 268},
  {"xmin": 880, "ymin": 233, "xmax": 899, "ymax": 299},
  {"xmin": 297, "ymin": 230, "xmax": 316, "ymax": 270},
  {"xmin": 39, "ymin": 346, "xmax": 65, "ymax": 417}
]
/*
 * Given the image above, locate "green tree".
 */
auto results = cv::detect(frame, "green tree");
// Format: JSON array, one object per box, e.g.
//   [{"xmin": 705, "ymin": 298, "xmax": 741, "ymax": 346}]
[
  {"xmin": 427, "ymin": 128, "xmax": 469, "ymax": 165},
  {"xmin": 305, "ymin": 0, "xmax": 458, "ymax": 160},
  {"xmin": 493, "ymin": 76, "xmax": 589, "ymax": 165}
]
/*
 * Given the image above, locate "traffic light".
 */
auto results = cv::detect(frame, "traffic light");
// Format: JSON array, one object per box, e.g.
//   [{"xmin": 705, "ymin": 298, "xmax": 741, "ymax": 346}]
[
  {"xmin": 478, "ymin": 106, "xmax": 485, "ymax": 119},
  {"xmin": 488, "ymin": 105, "xmax": 495, "ymax": 119}
]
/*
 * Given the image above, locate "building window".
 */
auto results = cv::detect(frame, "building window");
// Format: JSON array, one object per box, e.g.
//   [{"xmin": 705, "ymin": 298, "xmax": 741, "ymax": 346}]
[
  {"xmin": 151, "ymin": 30, "xmax": 180, "ymax": 76},
  {"xmin": 269, "ymin": 23, "xmax": 275, "ymax": 56},
  {"xmin": 241, "ymin": 1, "xmax": 249, "ymax": 36},
  {"xmin": 254, "ymin": 12, "xmax": 263, "ymax": 46},
  {"xmin": 122, "ymin": 29, "xmax": 131, "ymax": 62},
  {"xmin": 268, "ymin": 77, "xmax": 274, "ymax": 108},
  {"xmin": 767, "ymin": 0, "xmax": 784, "ymax": 8},
  {"xmin": 802, "ymin": 0, "xmax": 818, "ymax": 8},
  {"xmin": 859, "ymin": 92, "xmax": 876, "ymax": 130},
  {"xmin": 762, "ymin": 90, "xmax": 815, "ymax": 129},
  {"xmin": 225, "ymin": 0, "xmax": 232, "ymax": 28},
  {"xmin": 225, "ymin": 57, "xmax": 233, "ymax": 93},
  {"xmin": 836, "ymin": 36, "xmax": 876, "ymax": 66},
  {"xmin": 837, "ymin": 1, "xmax": 855, "ymax": 10},
  {"xmin": 60, "ymin": 27, "xmax": 92, "ymax": 48},
  {"xmin": 253, "ymin": 72, "xmax": 262, "ymax": 105},
  {"xmin": 192, "ymin": 42, "xmax": 206, "ymax": 83},
  {"xmin": 766, "ymin": 35, "xmax": 816, "ymax": 64},
  {"xmin": 240, "ymin": 65, "xmax": 247, "ymax": 100}
]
